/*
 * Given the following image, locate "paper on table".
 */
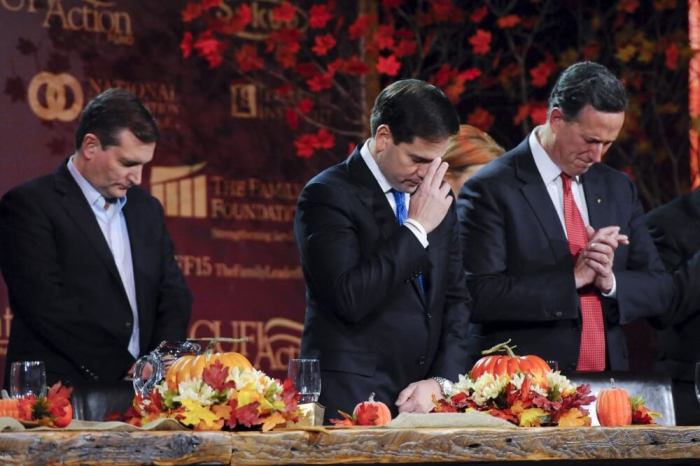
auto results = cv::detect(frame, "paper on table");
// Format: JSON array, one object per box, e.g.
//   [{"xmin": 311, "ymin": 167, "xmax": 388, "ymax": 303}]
[
  {"xmin": 387, "ymin": 410, "xmax": 516, "ymax": 429},
  {"xmin": 0, "ymin": 416, "xmax": 186, "ymax": 432}
]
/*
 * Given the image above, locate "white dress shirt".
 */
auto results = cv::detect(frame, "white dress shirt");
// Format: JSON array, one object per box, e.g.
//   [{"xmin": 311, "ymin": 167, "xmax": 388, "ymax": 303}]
[
  {"xmin": 360, "ymin": 140, "xmax": 428, "ymax": 248},
  {"xmin": 67, "ymin": 158, "xmax": 141, "ymax": 357},
  {"xmin": 529, "ymin": 129, "xmax": 617, "ymax": 297}
]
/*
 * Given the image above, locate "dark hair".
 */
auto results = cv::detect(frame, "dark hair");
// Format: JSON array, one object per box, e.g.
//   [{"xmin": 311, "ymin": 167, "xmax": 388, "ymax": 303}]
[
  {"xmin": 75, "ymin": 88, "xmax": 159, "ymax": 150},
  {"xmin": 370, "ymin": 79, "xmax": 459, "ymax": 144},
  {"xmin": 548, "ymin": 61, "xmax": 627, "ymax": 120}
]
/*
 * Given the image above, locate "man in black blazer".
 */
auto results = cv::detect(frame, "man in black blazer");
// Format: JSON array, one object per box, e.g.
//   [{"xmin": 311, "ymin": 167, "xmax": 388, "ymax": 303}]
[
  {"xmin": 0, "ymin": 89, "xmax": 192, "ymax": 386},
  {"xmin": 457, "ymin": 62, "xmax": 671, "ymax": 372},
  {"xmin": 294, "ymin": 80, "xmax": 471, "ymax": 421},
  {"xmin": 646, "ymin": 189, "xmax": 700, "ymax": 424}
]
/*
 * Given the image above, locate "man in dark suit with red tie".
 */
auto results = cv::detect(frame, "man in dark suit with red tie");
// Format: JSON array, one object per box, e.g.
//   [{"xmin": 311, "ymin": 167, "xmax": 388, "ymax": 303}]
[
  {"xmin": 294, "ymin": 79, "xmax": 471, "ymax": 421},
  {"xmin": 457, "ymin": 62, "xmax": 671, "ymax": 372},
  {"xmin": 0, "ymin": 88, "xmax": 192, "ymax": 386}
]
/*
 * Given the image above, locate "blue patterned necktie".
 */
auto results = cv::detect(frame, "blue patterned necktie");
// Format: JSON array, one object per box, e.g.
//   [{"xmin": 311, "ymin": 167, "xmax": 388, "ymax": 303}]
[{"xmin": 391, "ymin": 189, "xmax": 425, "ymax": 291}]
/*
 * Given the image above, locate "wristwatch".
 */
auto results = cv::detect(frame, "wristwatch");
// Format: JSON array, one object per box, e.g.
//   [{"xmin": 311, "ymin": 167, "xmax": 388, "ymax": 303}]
[{"xmin": 431, "ymin": 376, "xmax": 454, "ymax": 397}]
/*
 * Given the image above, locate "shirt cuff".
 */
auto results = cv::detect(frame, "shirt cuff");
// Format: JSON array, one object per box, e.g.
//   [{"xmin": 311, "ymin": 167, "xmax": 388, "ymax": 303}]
[
  {"xmin": 600, "ymin": 273, "xmax": 617, "ymax": 298},
  {"xmin": 404, "ymin": 218, "xmax": 428, "ymax": 248}
]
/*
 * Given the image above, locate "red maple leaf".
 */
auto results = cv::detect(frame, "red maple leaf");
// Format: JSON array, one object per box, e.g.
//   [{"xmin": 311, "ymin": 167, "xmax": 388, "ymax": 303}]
[
  {"xmin": 583, "ymin": 43, "xmax": 600, "ymax": 60},
  {"xmin": 234, "ymin": 44, "xmax": 264, "ymax": 72},
  {"xmin": 211, "ymin": 3, "xmax": 251, "ymax": 35},
  {"xmin": 236, "ymin": 402, "xmax": 262, "ymax": 427},
  {"xmin": 202, "ymin": 0, "xmax": 221, "ymax": 9},
  {"xmin": 314, "ymin": 129, "xmax": 335, "ymax": 150},
  {"xmin": 202, "ymin": 360, "xmax": 235, "ymax": 391},
  {"xmin": 394, "ymin": 38, "xmax": 417, "ymax": 57},
  {"xmin": 181, "ymin": 2, "xmax": 203, "ymax": 23},
  {"xmin": 513, "ymin": 104, "xmax": 531, "ymax": 126},
  {"xmin": 297, "ymin": 98, "xmax": 314, "ymax": 114},
  {"xmin": 497, "ymin": 14, "xmax": 521, "ymax": 29},
  {"xmin": 665, "ymin": 43, "xmax": 679, "ymax": 71},
  {"xmin": 309, "ymin": 3, "xmax": 333, "ymax": 29},
  {"xmin": 194, "ymin": 30, "xmax": 226, "ymax": 68},
  {"xmin": 271, "ymin": 2, "xmax": 296, "ymax": 23},
  {"xmin": 618, "ymin": 0, "xmax": 640, "ymax": 13},
  {"xmin": 349, "ymin": 14, "xmax": 373, "ymax": 40},
  {"xmin": 469, "ymin": 29, "xmax": 492, "ymax": 55},
  {"xmin": 430, "ymin": 64, "xmax": 455, "ymax": 87},
  {"xmin": 285, "ymin": 109, "xmax": 299, "ymax": 130},
  {"xmin": 180, "ymin": 32, "xmax": 193, "ymax": 58},
  {"xmin": 382, "ymin": 0, "xmax": 402, "ymax": 7},
  {"xmin": 332, "ymin": 56, "xmax": 369, "ymax": 76},
  {"xmin": 529, "ymin": 54, "xmax": 557, "ymax": 88},
  {"xmin": 294, "ymin": 133, "xmax": 318, "ymax": 158},
  {"xmin": 355, "ymin": 404, "xmax": 379, "ymax": 425},
  {"xmin": 225, "ymin": 398, "xmax": 238, "ymax": 429},
  {"xmin": 330, "ymin": 410, "xmax": 355, "ymax": 426},
  {"xmin": 458, "ymin": 67, "xmax": 482, "ymax": 82},
  {"xmin": 467, "ymin": 107, "xmax": 495, "ymax": 132},
  {"xmin": 377, "ymin": 54, "xmax": 401, "ymax": 76},
  {"xmin": 373, "ymin": 25, "xmax": 395, "ymax": 50},
  {"xmin": 307, "ymin": 73, "xmax": 334, "ymax": 92},
  {"xmin": 470, "ymin": 5, "xmax": 488, "ymax": 23},
  {"xmin": 530, "ymin": 104, "xmax": 548, "ymax": 125},
  {"xmin": 430, "ymin": 0, "xmax": 456, "ymax": 22},
  {"xmin": 311, "ymin": 34, "xmax": 337, "ymax": 56},
  {"xmin": 296, "ymin": 63, "xmax": 320, "ymax": 78}
]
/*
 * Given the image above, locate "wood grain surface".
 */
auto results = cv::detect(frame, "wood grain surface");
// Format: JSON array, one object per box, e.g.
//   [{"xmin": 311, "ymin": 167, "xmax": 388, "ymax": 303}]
[{"xmin": 1, "ymin": 426, "xmax": 700, "ymax": 465}]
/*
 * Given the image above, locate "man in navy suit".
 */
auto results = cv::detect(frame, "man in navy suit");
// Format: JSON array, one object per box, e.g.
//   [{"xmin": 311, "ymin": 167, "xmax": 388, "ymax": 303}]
[
  {"xmin": 0, "ymin": 88, "xmax": 192, "ymax": 386},
  {"xmin": 457, "ymin": 62, "xmax": 671, "ymax": 372},
  {"xmin": 294, "ymin": 79, "xmax": 471, "ymax": 421}
]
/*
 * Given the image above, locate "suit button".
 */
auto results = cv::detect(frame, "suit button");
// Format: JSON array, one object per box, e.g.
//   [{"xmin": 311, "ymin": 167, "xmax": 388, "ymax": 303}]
[
  {"xmin": 125, "ymin": 322, "xmax": 132, "ymax": 328},
  {"xmin": 426, "ymin": 313, "xmax": 432, "ymax": 320},
  {"xmin": 417, "ymin": 356, "xmax": 426, "ymax": 366},
  {"xmin": 554, "ymin": 311, "xmax": 563, "ymax": 318}
]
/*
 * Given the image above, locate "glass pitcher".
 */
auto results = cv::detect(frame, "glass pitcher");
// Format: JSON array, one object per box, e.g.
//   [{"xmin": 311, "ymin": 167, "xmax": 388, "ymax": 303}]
[{"xmin": 133, "ymin": 340, "xmax": 201, "ymax": 397}]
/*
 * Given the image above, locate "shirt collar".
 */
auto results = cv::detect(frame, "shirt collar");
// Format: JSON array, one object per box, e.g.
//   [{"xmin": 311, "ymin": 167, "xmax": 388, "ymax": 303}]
[
  {"xmin": 529, "ymin": 127, "xmax": 580, "ymax": 185},
  {"xmin": 360, "ymin": 139, "xmax": 393, "ymax": 194},
  {"xmin": 67, "ymin": 156, "xmax": 127, "ymax": 210}
]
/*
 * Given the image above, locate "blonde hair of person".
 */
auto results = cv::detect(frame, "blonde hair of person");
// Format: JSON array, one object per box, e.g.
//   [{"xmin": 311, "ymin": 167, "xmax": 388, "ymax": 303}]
[{"xmin": 443, "ymin": 124, "xmax": 505, "ymax": 194}]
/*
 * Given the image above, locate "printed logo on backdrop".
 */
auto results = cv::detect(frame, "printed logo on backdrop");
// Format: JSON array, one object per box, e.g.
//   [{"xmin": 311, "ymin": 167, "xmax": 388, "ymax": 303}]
[
  {"xmin": 25, "ymin": 73, "xmax": 181, "ymax": 129},
  {"xmin": 230, "ymin": 82, "xmax": 334, "ymax": 122},
  {"xmin": 189, "ymin": 317, "xmax": 302, "ymax": 372},
  {"xmin": 1, "ymin": 0, "xmax": 134, "ymax": 45},
  {"xmin": 214, "ymin": 0, "xmax": 307, "ymax": 41},
  {"xmin": 27, "ymin": 71, "xmax": 84, "ymax": 121}
]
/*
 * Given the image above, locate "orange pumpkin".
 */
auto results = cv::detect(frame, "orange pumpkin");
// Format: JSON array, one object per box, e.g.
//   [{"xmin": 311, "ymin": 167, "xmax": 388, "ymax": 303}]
[
  {"xmin": 0, "ymin": 399, "xmax": 21, "ymax": 419},
  {"xmin": 597, "ymin": 382, "xmax": 632, "ymax": 426},
  {"xmin": 353, "ymin": 393, "xmax": 392, "ymax": 426},
  {"xmin": 165, "ymin": 351, "xmax": 253, "ymax": 391},
  {"xmin": 469, "ymin": 339, "xmax": 551, "ymax": 386}
]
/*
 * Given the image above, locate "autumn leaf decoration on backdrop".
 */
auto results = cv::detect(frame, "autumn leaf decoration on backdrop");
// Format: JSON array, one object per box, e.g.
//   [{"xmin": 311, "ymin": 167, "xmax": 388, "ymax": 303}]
[{"xmin": 180, "ymin": 0, "xmax": 691, "ymax": 207}]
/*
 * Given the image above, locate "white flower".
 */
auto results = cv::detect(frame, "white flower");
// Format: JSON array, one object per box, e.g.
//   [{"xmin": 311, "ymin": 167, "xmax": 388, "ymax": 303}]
[
  {"xmin": 468, "ymin": 373, "xmax": 509, "ymax": 406},
  {"xmin": 171, "ymin": 378, "xmax": 218, "ymax": 406},
  {"xmin": 546, "ymin": 371, "xmax": 576, "ymax": 395}
]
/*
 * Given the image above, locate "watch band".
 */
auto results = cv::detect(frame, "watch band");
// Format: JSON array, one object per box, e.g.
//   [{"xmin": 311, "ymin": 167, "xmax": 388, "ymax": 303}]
[{"xmin": 431, "ymin": 376, "xmax": 453, "ymax": 397}]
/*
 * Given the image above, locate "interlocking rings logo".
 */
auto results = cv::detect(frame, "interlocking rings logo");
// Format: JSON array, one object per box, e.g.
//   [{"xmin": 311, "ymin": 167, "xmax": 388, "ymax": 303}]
[{"xmin": 27, "ymin": 72, "xmax": 84, "ymax": 122}]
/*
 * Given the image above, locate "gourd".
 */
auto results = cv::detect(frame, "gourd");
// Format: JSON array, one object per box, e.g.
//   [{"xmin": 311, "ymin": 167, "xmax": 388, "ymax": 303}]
[
  {"xmin": 469, "ymin": 339, "xmax": 552, "ymax": 386},
  {"xmin": 596, "ymin": 379, "xmax": 632, "ymax": 426},
  {"xmin": 353, "ymin": 393, "xmax": 392, "ymax": 426},
  {"xmin": 166, "ymin": 351, "xmax": 253, "ymax": 390}
]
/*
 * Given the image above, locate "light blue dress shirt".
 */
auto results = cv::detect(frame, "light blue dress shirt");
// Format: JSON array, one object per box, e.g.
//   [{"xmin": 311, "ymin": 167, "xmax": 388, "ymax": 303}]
[{"xmin": 67, "ymin": 158, "xmax": 140, "ymax": 358}]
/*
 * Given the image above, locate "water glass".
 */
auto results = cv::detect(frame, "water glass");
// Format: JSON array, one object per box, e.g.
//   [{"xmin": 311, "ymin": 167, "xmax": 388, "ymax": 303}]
[
  {"xmin": 10, "ymin": 360, "xmax": 47, "ymax": 398},
  {"xmin": 547, "ymin": 360, "xmax": 560, "ymax": 372},
  {"xmin": 288, "ymin": 358, "xmax": 321, "ymax": 404},
  {"xmin": 695, "ymin": 362, "xmax": 700, "ymax": 405}
]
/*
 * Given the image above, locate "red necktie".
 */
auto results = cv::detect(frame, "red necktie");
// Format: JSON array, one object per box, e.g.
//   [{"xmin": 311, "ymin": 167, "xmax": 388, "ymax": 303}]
[{"xmin": 561, "ymin": 173, "xmax": 606, "ymax": 371}]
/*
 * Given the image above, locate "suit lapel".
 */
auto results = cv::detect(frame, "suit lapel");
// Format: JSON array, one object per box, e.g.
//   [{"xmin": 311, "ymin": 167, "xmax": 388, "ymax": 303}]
[
  {"xmin": 123, "ymin": 199, "xmax": 146, "ymax": 321},
  {"xmin": 513, "ymin": 140, "xmax": 570, "ymax": 259},
  {"xmin": 581, "ymin": 167, "xmax": 611, "ymax": 229},
  {"xmin": 54, "ymin": 163, "xmax": 123, "ymax": 284},
  {"xmin": 347, "ymin": 147, "xmax": 426, "ymax": 304}
]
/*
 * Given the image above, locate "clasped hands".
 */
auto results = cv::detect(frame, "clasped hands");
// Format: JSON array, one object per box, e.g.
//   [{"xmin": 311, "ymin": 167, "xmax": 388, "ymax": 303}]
[{"xmin": 574, "ymin": 225, "xmax": 629, "ymax": 293}]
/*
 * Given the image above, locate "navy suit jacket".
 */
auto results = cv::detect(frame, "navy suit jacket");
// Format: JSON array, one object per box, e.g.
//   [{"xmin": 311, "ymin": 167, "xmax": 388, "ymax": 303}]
[
  {"xmin": 0, "ymin": 162, "xmax": 192, "ymax": 385},
  {"xmin": 647, "ymin": 189, "xmax": 700, "ymax": 381},
  {"xmin": 294, "ymin": 147, "xmax": 471, "ymax": 419},
  {"xmin": 457, "ymin": 137, "xmax": 671, "ymax": 371}
]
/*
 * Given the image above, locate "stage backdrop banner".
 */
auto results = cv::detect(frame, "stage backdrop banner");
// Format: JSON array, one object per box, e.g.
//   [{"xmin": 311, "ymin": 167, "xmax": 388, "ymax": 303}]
[{"xmin": 0, "ymin": 0, "xmax": 360, "ymax": 384}]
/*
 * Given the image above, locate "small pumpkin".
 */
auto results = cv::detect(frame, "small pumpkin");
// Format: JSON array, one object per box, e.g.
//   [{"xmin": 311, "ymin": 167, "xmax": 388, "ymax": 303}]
[
  {"xmin": 353, "ymin": 393, "xmax": 392, "ymax": 426},
  {"xmin": 469, "ymin": 339, "xmax": 552, "ymax": 386},
  {"xmin": 165, "ymin": 351, "xmax": 253, "ymax": 391},
  {"xmin": 596, "ymin": 379, "xmax": 632, "ymax": 426},
  {"xmin": 0, "ymin": 399, "xmax": 21, "ymax": 419}
]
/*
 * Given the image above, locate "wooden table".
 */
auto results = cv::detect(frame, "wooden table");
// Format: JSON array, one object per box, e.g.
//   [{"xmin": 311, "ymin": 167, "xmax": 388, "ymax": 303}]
[{"xmin": 2, "ymin": 426, "xmax": 700, "ymax": 465}]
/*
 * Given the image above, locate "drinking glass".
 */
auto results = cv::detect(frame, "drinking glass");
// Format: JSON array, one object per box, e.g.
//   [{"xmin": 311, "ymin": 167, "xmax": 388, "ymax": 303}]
[
  {"xmin": 10, "ymin": 360, "xmax": 47, "ymax": 398},
  {"xmin": 288, "ymin": 358, "xmax": 321, "ymax": 404},
  {"xmin": 546, "ymin": 360, "xmax": 560, "ymax": 372},
  {"xmin": 695, "ymin": 362, "xmax": 700, "ymax": 405}
]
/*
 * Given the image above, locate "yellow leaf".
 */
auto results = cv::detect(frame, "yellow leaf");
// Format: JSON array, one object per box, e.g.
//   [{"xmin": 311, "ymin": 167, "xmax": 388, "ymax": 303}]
[
  {"xmin": 180, "ymin": 399, "xmax": 222, "ymax": 430},
  {"xmin": 262, "ymin": 412, "xmax": 287, "ymax": 432},
  {"xmin": 237, "ymin": 386, "xmax": 261, "ymax": 407},
  {"xmin": 557, "ymin": 408, "xmax": 591, "ymax": 427},
  {"xmin": 510, "ymin": 400, "xmax": 526, "ymax": 415},
  {"xmin": 518, "ymin": 408, "xmax": 547, "ymax": 427},
  {"xmin": 212, "ymin": 403, "xmax": 232, "ymax": 420},
  {"xmin": 616, "ymin": 45, "xmax": 637, "ymax": 63}
]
